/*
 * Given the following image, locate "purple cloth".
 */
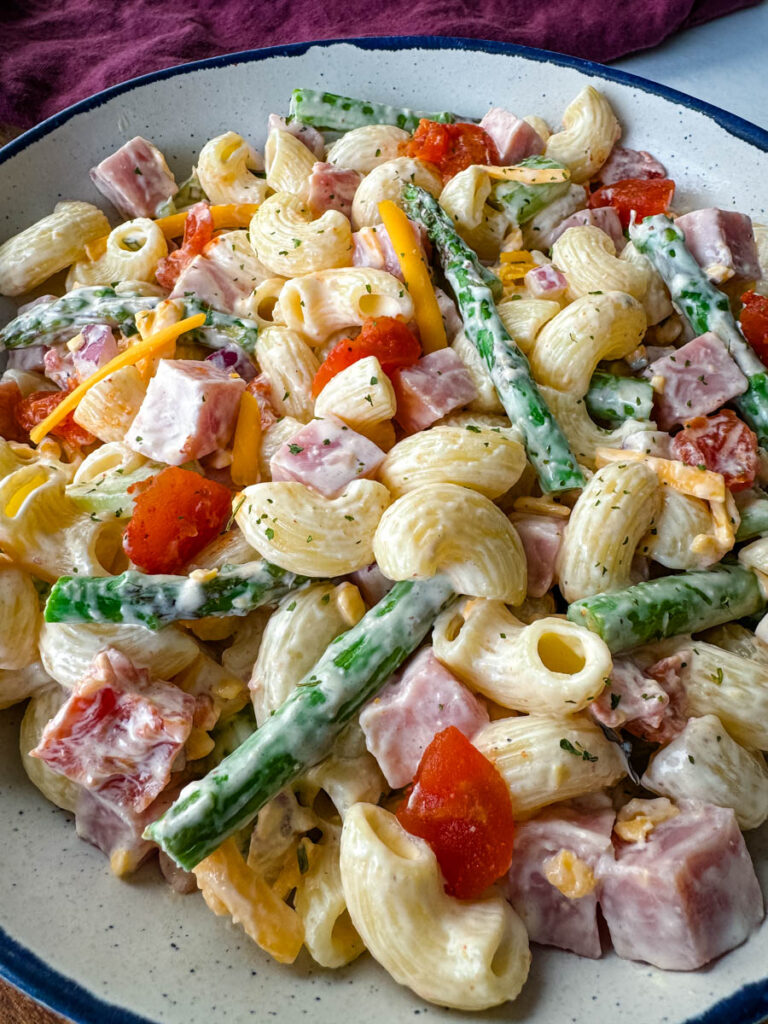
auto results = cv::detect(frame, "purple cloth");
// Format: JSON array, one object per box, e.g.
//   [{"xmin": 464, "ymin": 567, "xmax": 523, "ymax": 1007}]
[{"xmin": 0, "ymin": 0, "xmax": 759, "ymax": 131}]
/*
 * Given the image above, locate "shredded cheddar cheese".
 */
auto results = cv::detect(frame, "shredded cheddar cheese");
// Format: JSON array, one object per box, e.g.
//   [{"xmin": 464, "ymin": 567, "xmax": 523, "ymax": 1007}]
[
  {"xmin": 230, "ymin": 392, "xmax": 262, "ymax": 487},
  {"xmin": 29, "ymin": 312, "xmax": 206, "ymax": 445},
  {"xmin": 594, "ymin": 447, "xmax": 726, "ymax": 502},
  {"xmin": 615, "ymin": 797, "xmax": 679, "ymax": 843},
  {"xmin": 512, "ymin": 496, "xmax": 571, "ymax": 519},
  {"xmin": 542, "ymin": 848, "xmax": 596, "ymax": 899},
  {"xmin": 377, "ymin": 199, "xmax": 447, "ymax": 353}
]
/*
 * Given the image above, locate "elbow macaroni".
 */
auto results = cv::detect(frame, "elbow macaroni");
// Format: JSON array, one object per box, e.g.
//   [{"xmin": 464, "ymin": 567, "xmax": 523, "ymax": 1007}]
[
  {"xmin": 551, "ymin": 226, "xmax": 649, "ymax": 301},
  {"xmin": 254, "ymin": 326, "xmax": 320, "ymax": 422},
  {"xmin": 313, "ymin": 355, "xmax": 396, "ymax": 435},
  {"xmin": 326, "ymin": 125, "xmax": 410, "ymax": 174},
  {"xmin": 350, "ymin": 157, "xmax": 442, "ymax": 230},
  {"xmin": 249, "ymin": 191, "xmax": 353, "ymax": 278},
  {"xmin": 196, "ymin": 132, "xmax": 269, "ymax": 205},
  {"xmin": 264, "ymin": 128, "xmax": 317, "ymax": 198},
  {"xmin": 545, "ymin": 86, "xmax": 621, "ymax": 184},
  {"xmin": 66, "ymin": 218, "xmax": 168, "ymax": 289}
]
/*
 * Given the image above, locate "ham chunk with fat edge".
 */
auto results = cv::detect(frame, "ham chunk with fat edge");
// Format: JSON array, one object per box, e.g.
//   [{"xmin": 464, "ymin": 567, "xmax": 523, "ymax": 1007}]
[
  {"xmin": 596, "ymin": 147, "xmax": 666, "ymax": 185},
  {"xmin": 599, "ymin": 801, "xmax": 764, "ymax": 969},
  {"xmin": 392, "ymin": 349, "xmax": 477, "ymax": 433},
  {"xmin": 479, "ymin": 108, "xmax": 544, "ymax": 165},
  {"xmin": 646, "ymin": 331, "xmax": 748, "ymax": 430},
  {"xmin": 126, "ymin": 358, "xmax": 245, "ymax": 465},
  {"xmin": 90, "ymin": 136, "xmax": 177, "ymax": 219},
  {"xmin": 359, "ymin": 647, "xmax": 489, "ymax": 788},
  {"xmin": 675, "ymin": 209, "xmax": 761, "ymax": 283},
  {"xmin": 590, "ymin": 656, "xmax": 669, "ymax": 732},
  {"xmin": 509, "ymin": 514, "xmax": 564, "ymax": 598},
  {"xmin": 269, "ymin": 417, "xmax": 385, "ymax": 497},
  {"xmin": 308, "ymin": 162, "xmax": 362, "ymax": 219},
  {"xmin": 549, "ymin": 207, "xmax": 625, "ymax": 252}
]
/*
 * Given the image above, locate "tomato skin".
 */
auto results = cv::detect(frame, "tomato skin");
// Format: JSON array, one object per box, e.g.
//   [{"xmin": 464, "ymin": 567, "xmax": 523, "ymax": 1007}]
[
  {"xmin": 311, "ymin": 316, "xmax": 421, "ymax": 397},
  {"xmin": 396, "ymin": 726, "xmax": 515, "ymax": 900},
  {"xmin": 15, "ymin": 388, "xmax": 95, "ymax": 448},
  {"xmin": 155, "ymin": 201, "xmax": 214, "ymax": 290},
  {"xmin": 740, "ymin": 291, "xmax": 768, "ymax": 363},
  {"xmin": 403, "ymin": 120, "xmax": 499, "ymax": 182},
  {"xmin": 0, "ymin": 381, "xmax": 29, "ymax": 443},
  {"xmin": 588, "ymin": 178, "xmax": 675, "ymax": 229},
  {"xmin": 671, "ymin": 409, "xmax": 758, "ymax": 491},
  {"xmin": 123, "ymin": 466, "xmax": 233, "ymax": 574}
]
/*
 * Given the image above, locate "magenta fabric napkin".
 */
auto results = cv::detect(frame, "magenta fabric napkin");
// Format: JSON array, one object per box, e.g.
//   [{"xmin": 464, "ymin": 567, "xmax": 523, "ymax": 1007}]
[{"xmin": 0, "ymin": 0, "xmax": 760, "ymax": 131}]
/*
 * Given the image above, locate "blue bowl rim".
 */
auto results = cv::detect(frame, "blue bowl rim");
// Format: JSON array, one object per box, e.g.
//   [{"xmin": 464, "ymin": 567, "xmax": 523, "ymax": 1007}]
[{"xmin": 1, "ymin": 32, "xmax": 767, "ymax": 1024}]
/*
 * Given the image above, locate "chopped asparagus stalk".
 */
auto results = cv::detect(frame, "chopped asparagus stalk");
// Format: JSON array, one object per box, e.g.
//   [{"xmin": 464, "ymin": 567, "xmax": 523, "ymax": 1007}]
[
  {"xmin": 180, "ymin": 296, "xmax": 259, "ymax": 354},
  {"xmin": 404, "ymin": 184, "xmax": 585, "ymax": 493},
  {"xmin": 44, "ymin": 561, "xmax": 308, "ymax": 629},
  {"xmin": 735, "ymin": 490, "xmax": 768, "ymax": 542},
  {"xmin": 145, "ymin": 575, "xmax": 455, "ymax": 869},
  {"xmin": 585, "ymin": 372, "xmax": 654, "ymax": 425},
  {"xmin": 288, "ymin": 88, "xmax": 462, "ymax": 133},
  {"xmin": 155, "ymin": 170, "xmax": 209, "ymax": 218},
  {"xmin": 567, "ymin": 565, "xmax": 766, "ymax": 653},
  {"xmin": 630, "ymin": 214, "xmax": 768, "ymax": 445},
  {"xmin": 489, "ymin": 155, "xmax": 571, "ymax": 225}
]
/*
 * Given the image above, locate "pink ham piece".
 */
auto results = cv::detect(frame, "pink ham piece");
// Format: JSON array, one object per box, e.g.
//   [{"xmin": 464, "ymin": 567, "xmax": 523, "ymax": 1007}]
[
  {"xmin": 72, "ymin": 324, "xmax": 119, "ymax": 380},
  {"xmin": 509, "ymin": 514, "xmax": 564, "ymax": 598},
  {"xmin": 352, "ymin": 221, "xmax": 428, "ymax": 281},
  {"xmin": 308, "ymin": 162, "xmax": 362, "ymax": 219},
  {"xmin": 170, "ymin": 233, "xmax": 267, "ymax": 316},
  {"xmin": 90, "ymin": 137, "xmax": 178, "ymax": 219},
  {"xmin": 590, "ymin": 656, "xmax": 669, "ymax": 732},
  {"xmin": 549, "ymin": 207, "xmax": 625, "ymax": 252},
  {"xmin": 478, "ymin": 108, "xmax": 544, "ymax": 165},
  {"xmin": 599, "ymin": 801, "xmax": 764, "ymax": 969},
  {"xmin": 675, "ymin": 209, "xmax": 762, "ymax": 283},
  {"xmin": 596, "ymin": 147, "xmax": 666, "ymax": 186},
  {"xmin": 525, "ymin": 264, "xmax": 568, "ymax": 299},
  {"xmin": 268, "ymin": 114, "xmax": 325, "ymax": 159},
  {"xmin": 270, "ymin": 417, "xmax": 386, "ymax": 497},
  {"xmin": 349, "ymin": 563, "xmax": 396, "ymax": 607},
  {"xmin": 392, "ymin": 348, "xmax": 478, "ymax": 433},
  {"xmin": 505, "ymin": 797, "xmax": 615, "ymax": 958},
  {"xmin": 434, "ymin": 287, "xmax": 463, "ymax": 342},
  {"xmin": 640, "ymin": 650, "xmax": 691, "ymax": 743},
  {"xmin": 126, "ymin": 358, "xmax": 245, "ymax": 465},
  {"xmin": 246, "ymin": 374, "xmax": 279, "ymax": 432},
  {"xmin": 43, "ymin": 345, "xmax": 74, "ymax": 389},
  {"xmin": 646, "ymin": 331, "xmax": 748, "ymax": 430},
  {"xmin": 359, "ymin": 647, "xmax": 489, "ymax": 788},
  {"xmin": 30, "ymin": 649, "xmax": 196, "ymax": 814}
]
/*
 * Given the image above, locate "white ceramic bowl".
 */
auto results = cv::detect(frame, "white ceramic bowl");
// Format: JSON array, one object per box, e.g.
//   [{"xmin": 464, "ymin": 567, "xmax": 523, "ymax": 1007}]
[{"xmin": 1, "ymin": 37, "xmax": 767, "ymax": 1024}]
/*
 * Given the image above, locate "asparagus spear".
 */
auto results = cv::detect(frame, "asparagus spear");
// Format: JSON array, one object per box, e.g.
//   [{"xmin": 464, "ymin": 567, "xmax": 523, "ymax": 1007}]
[
  {"xmin": 145, "ymin": 575, "xmax": 455, "ymax": 869},
  {"xmin": 735, "ymin": 490, "xmax": 768, "ymax": 542},
  {"xmin": 630, "ymin": 214, "xmax": 768, "ymax": 445},
  {"xmin": 180, "ymin": 296, "xmax": 260, "ymax": 354},
  {"xmin": 489, "ymin": 155, "xmax": 571, "ymax": 226},
  {"xmin": 404, "ymin": 184, "xmax": 585, "ymax": 493},
  {"xmin": 155, "ymin": 170, "xmax": 209, "ymax": 218},
  {"xmin": 567, "ymin": 564, "xmax": 766, "ymax": 653},
  {"xmin": 585, "ymin": 372, "xmax": 654, "ymax": 425},
  {"xmin": 288, "ymin": 88, "xmax": 462, "ymax": 133},
  {"xmin": 44, "ymin": 561, "xmax": 308, "ymax": 629}
]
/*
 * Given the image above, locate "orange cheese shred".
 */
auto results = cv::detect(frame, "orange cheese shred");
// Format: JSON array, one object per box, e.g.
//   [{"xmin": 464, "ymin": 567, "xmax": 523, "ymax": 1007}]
[
  {"xmin": 230, "ymin": 391, "xmax": 262, "ymax": 487},
  {"xmin": 377, "ymin": 199, "xmax": 447, "ymax": 353},
  {"xmin": 29, "ymin": 312, "xmax": 206, "ymax": 445}
]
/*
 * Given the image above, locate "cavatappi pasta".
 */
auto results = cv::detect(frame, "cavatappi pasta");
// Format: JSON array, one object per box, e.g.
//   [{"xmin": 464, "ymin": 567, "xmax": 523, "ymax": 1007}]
[{"xmin": 0, "ymin": 83, "xmax": 766, "ymax": 1016}]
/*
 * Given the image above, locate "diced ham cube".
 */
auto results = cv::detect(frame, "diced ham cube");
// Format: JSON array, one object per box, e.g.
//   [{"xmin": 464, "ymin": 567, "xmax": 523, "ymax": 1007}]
[
  {"xmin": 647, "ymin": 331, "xmax": 748, "ymax": 430},
  {"xmin": 525, "ymin": 264, "xmax": 568, "ymax": 299},
  {"xmin": 90, "ymin": 137, "xmax": 177, "ymax": 219},
  {"xmin": 509, "ymin": 515, "xmax": 565, "ymax": 598},
  {"xmin": 72, "ymin": 324, "xmax": 119, "ymax": 381},
  {"xmin": 348, "ymin": 563, "xmax": 396, "ymax": 607},
  {"xmin": 268, "ymin": 114, "xmax": 325, "ymax": 159},
  {"xmin": 126, "ymin": 359, "xmax": 245, "ymax": 465},
  {"xmin": 596, "ymin": 147, "xmax": 667, "ymax": 186},
  {"xmin": 505, "ymin": 797, "xmax": 615, "ymax": 958},
  {"xmin": 246, "ymin": 373, "xmax": 279, "ymax": 431},
  {"xmin": 598, "ymin": 801, "xmax": 764, "ymax": 969},
  {"xmin": 30, "ymin": 649, "xmax": 196, "ymax": 814},
  {"xmin": 270, "ymin": 417, "xmax": 385, "ymax": 497},
  {"xmin": 392, "ymin": 349, "xmax": 478, "ymax": 433},
  {"xmin": 308, "ymin": 162, "xmax": 362, "ymax": 219},
  {"xmin": 549, "ymin": 207, "xmax": 625, "ymax": 252},
  {"xmin": 43, "ymin": 345, "xmax": 75, "ymax": 389},
  {"xmin": 170, "ymin": 232, "xmax": 269, "ymax": 316},
  {"xmin": 641, "ymin": 650, "xmax": 691, "ymax": 743},
  {"xmin": 352, "ymin": 220, "xmax": 428, "ymax": 281},
  {"xmin": 359, "ymin": 647, "xmax": 489, "ymax": 788},
  {"xmin": 590, "ymin": 656, "xmax": 669, "ymax": 732},
  {"xmin": 675, "ymin": 209, "xmax": 761, "ymax": 283},
  {"xmin": 479, "ymin": 108, "xmax": 545, "ymax": 165}
]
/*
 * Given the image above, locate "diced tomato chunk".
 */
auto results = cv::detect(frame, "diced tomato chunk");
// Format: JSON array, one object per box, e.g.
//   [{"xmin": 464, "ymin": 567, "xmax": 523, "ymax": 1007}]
[
  {"xmin": 15, "ymin": 388, "xmax": 95, "ymax": 448},
  {"xmin": 402, "ymin": 119, "xmax": 499, "ymax": 182},
  {"xmin": 155, "ymin": 201, "xmax": 214, "ymax": 290},
  {"xmin": 0, "ymin": 381, "xmax": 28, "ymax": 442},
  {"xmin": 311, "ymin": 316, "xmax": 421, "ymax": 397},
  {"xmin": 588, "ymin": 178, "xmax": 675, "ymax": 230},
  {"xmin": 123, "ymin": 466, "xmax": 233, "ymax": 574},
  {"xmin": 740, "ymin": 290, "xmax": 768, "ymax": 363},
  {"xmin": 671, "ymin": 408, "xmax": 758, "ymax": 491},
  {"xmin": 396, "ymin": 726, "xmax": 515, "ymax": 900}
]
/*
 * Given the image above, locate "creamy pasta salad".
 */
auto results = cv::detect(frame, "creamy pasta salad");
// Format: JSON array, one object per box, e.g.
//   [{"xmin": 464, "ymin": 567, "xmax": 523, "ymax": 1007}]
[{"xmin": 1, "ymin": 84, "xmax": 768, "ymax": 1011}]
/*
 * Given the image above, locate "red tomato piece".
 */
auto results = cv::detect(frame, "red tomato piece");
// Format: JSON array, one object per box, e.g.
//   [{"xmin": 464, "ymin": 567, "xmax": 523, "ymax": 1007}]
[
  {"xmin": 311, "ymin": 316, "xmax": 421, "ymax": 397},
  {"xmin": 671, "ymin": 409, "xmax": 758, "ymax": 491},
  {"xmin": 403, "ymin": 119, "xmax": 499, "ymax": 182},
  {"xmin": 588, "ymin": 178, "xmax": 675, "ymax": 230},
  {"xmin": 0, "ymin": 380, "xmax": 28, "ymax": 442},
  {"xmin": 15, "ymin": 388, "xmax": 95, "ymax": 448},
  {"xmin": 740, "ymin": 290, "xmax": 768, "ymax": 363},
  {"xmin": 123, "ymin": 466, "xmax": 233, "ymax": 574},
  {"xmin": 155, "ymin": 201, "xmax": 214, "ymax": 290},
  {"xmin": 396, "ymin": 726, "xmax": 515, "ymax": 900}
]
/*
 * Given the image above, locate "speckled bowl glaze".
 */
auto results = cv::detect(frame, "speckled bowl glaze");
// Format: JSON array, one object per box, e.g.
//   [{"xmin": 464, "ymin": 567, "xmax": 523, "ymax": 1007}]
[{"xmin": 1, "ymin": 37, "xmax": 767, "ymax": 1024}]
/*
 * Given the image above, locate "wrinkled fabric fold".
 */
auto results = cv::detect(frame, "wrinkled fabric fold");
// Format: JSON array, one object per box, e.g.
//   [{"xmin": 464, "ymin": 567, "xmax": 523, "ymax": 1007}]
[{"xmin": 0, "ymin": 0, "xmax": 760, "ymax": 131}]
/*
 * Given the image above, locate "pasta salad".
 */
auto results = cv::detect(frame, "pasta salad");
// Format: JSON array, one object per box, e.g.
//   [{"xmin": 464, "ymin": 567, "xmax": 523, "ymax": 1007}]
[{"xmin": 0, "ymin": 83, "xmax": 767, "ymax": 1012}]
